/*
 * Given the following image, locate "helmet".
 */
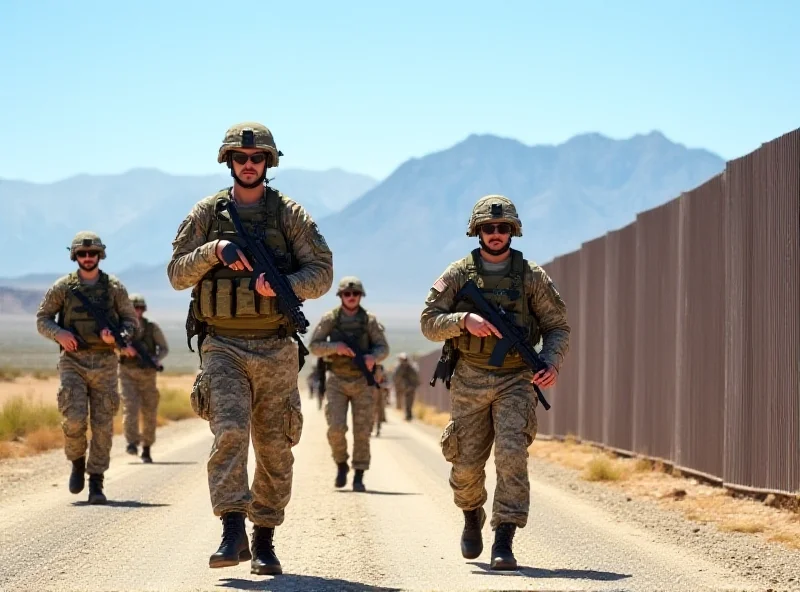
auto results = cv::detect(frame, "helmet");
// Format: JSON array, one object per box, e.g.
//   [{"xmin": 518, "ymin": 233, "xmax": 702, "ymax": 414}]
[
  {"xmin": 217, "ymin": 122, "xmax": 281, "ymax": 167},
  {"xmin": 336, "ymin": 276, "xmax": 365, "ymax": 297},
  {"xmin": 466, "ymin": 195, "xmax": 523, "ymax": 237},
  {"xmin": 130, "ymin": 294, "xmax": 147, "ymax": 310},
  {"xmin": 69, "ymin": 231, "xmax": 106, "ymax": 261}
]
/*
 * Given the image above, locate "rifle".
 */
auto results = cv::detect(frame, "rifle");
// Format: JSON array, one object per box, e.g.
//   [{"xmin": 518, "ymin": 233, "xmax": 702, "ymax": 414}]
[
  {"xmin": 316, "ymin": 356, "xmax": 327, "ymax": 397},
  {"xmin": 224, "ymin": 199, "xmax": 310, "ymax": 370},
  {"xmin": 68, "ymin": 288, "xmax": 162, "ymax": 372},
  {"xmin": 453, "ymin": 279, "xmax": 552, "ymax": 411},
  {"xmin": 339, "ymin": 333, "xmax": 379, "ymax": 388},
  {"xmin": 429, "ymin": 340, "xmax": 459, "ymax": 389}
]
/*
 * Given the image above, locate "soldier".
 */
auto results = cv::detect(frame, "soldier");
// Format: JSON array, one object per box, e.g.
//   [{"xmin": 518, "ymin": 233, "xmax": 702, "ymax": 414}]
[
  {"xmin": 167, "ymin": 122, "xmax": 333, "ymax": 575},
  {"xmin": 35, "ymin": 231, "xmax": 138, "ymax": 505},
  {"xmin": 420, "ymin": 195, "xmax": 570, "ymax": 571},
  {"xmin": 393, "ymin": 352, "xmax": 420, "ymax": 421},
  {"xmin": 372, "ymin": 364, "xmax": 389, "ymax": 437},
  {"xmin": 309, "ymin": 276, "xmax": 389, "ymax": 492},
  {"xmin": 120, "ymin": 294, "xmax": 169, "ymax": 463}
]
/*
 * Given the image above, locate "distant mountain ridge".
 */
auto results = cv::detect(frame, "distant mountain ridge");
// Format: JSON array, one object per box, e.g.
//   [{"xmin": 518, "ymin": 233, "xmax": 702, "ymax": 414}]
[{"xmin": 2, "ymin": 130, "xmax": 725, "ymax": 315}]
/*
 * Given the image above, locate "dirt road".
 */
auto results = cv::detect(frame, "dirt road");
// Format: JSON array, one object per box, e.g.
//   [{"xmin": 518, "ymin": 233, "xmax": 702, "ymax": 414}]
[{"xmin": 0, "ymin": 400, "xmax": 793, "ymax": 591}]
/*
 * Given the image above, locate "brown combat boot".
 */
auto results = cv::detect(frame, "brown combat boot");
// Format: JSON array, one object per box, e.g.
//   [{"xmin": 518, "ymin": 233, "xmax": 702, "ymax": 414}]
[
  {"xmin": 490, "ymin": 523, "xmax": 518, "ymax": 570},
  {"xmin": 460, "ymin": 507, "xmax": 486, "ymax": 559},
  {"xmin": 209, "ymin": 512, "xmax": 251, "ymax": 568},
  {"xmin": 250, "ymin": 525, "xmax": 282, "ymax": 575}
]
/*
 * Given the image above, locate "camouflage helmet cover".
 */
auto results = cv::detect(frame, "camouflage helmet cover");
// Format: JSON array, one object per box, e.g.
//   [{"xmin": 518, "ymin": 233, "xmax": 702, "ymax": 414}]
[
  {"xmin": 217, "ymin": 122, "xmax": 280, "ymax": 167},
  {"xmin": 466, "ymin": 194, "xmax": 523, "ymax": 237},
  {"xmin": 69, "ymin": 231, "xmax": 106, "ymax": 260},
  {"xmin": 336, "ymin": 276, "xmax": 365, "ymax": 297},
  {"xmin": 130, "ymin": 293, "xmax": 147, "ymax": 309}
]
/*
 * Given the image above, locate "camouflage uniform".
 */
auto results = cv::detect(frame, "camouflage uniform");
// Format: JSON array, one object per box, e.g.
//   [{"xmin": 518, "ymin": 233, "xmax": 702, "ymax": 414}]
[
  {"xmin": 372, "ymin": 365, "xmax": 389, "ymax": 435},
  {"xmin": 420, "ymin": 195, "xmax": 570, "ymax": 569},
  {"xmin": 393, "ymin": 355, "xmax": 420, "ymax": 420},
  {"xmin": 309, "ymin": 277, "xmax": 389, "ymax": 488},
  {"xmin": 168, "ymin": 122, "xmax": 333, "ymax": 575},
  {"xmin": 120, "ymin": 294, "xmax": 169, "ymax": 459},
  {"xmin": 35, "ymin": 231, "xmax": 138, "ymax": 504}
]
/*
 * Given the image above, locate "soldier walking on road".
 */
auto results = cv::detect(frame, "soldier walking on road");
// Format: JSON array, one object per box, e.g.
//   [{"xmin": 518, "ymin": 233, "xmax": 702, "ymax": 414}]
[
  {"xmin": 309, "ymin": 277, "xmax": 389, "ymax": 492},
  {"xmin": 392, "ymin": 352, "xmax": 420, "ymax": 421},
  {"xmin": 420, "ymin": 195, "xmax": 570, "ymax": 570},
  {"xmin": 168, "ymin": 122, "xmax": 333, "ymax": 575},
  {"xmin": 35, "ymin": 232, "xmax": 139, "ymax": 505},
  {"xmin": 372, "ymin": 364, "xmax": 389, "ymax": 437},
  {"xmin": 120, "ymin": 294, "xmax": 169, "ymax": 463}
]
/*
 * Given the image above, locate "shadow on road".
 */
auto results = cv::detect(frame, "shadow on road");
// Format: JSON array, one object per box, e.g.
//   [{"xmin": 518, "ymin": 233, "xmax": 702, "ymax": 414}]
[
  {"xmin": 71, "ymin": 500, "xmax": 170, "ymax": 508},
  {"xmin": 218, "ymin": 576, "xmax": 401, "ymax": 591},
  {"xmin": 334, "ymin": 490, "xmax": 420, "ymax": 496},
  {"xmin": 126, "ymin": 461, "xmax": 199, "ymax": 466},
  {"xmin": 469, "ymin": 561, "xmax": 631, "ymax": 582}
]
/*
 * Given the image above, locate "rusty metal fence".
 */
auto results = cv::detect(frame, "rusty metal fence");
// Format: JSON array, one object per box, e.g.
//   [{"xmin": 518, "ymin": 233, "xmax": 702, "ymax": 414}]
[{"xmin": 414, "ymin": 128, "xmax": 800, "ymax": 496}]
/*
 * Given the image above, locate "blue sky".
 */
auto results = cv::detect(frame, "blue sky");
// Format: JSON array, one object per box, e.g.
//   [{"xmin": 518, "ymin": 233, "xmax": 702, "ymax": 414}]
[{"xmin": 1, "ymin": 0, "xmax": 798, "ymax": 183}]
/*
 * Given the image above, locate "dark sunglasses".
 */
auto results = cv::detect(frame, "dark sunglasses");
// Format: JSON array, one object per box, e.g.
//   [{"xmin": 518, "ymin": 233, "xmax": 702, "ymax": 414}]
[
  {"xmin": 342, "ymin": 291, "xmax": 362, "ymax": 298},
  {"xmin": 76, "ymin": 250, "xmax": 100, "ymax": 258},
  {"xmin": 480, "ymin": 223, "xmax": 512, "ymax": 235},
  {"xmin": 230, "ymin": 152, "xmax": 268, "ymax": 165}
]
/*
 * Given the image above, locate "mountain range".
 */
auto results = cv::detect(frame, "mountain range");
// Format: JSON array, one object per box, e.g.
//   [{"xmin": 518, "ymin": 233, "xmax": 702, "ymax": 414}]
[{"xmin": 0, "ymin": 130, "xmax": 725, "ymax": 317}]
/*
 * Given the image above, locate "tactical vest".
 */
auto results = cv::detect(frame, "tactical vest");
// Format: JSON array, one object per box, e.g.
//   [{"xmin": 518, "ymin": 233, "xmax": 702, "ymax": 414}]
[
  {"xmin": 451, "ymin": 248, "xmax": 540, "ymax": 370},
  {"xmin": 327, "ymin": 306, "xmax": 370, "ymax": 377},
  {"xmin": 60, "ymin": 272, "xmax": 117, "ymax": 350},
  {"xmin": 192, "ymin": 188, "xmax": 297, "ymax": 336},
  {"xmin": 120, "ymin": 317, "xmax": 157, "ymax": 366}
]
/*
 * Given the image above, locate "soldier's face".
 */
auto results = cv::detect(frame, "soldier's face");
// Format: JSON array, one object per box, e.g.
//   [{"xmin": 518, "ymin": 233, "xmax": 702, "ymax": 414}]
[
  {"xmin": 340, "ymin": 290, "xmax": 362, "ymax": 310},
  {"xmin": 230, "ymin": 148, "xmax": 268, "ymax": 185},
  {"xmin": 134, "ymin": 306, "xmax": 145, "ymax": 320},
  {"xmin": 479, "ymin": 223, "xmax": 512, "ymax": 250},
  {"xmin": 75, "ymin": 250, "xmax": 100, "ymax": 272}
]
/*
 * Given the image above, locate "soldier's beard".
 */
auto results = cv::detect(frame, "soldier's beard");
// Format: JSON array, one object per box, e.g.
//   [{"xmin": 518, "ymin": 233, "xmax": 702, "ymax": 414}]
[
  {"xmin": 78, "ymin": 260, "xmax": 99, "ymax": 272},
  {"xmin": 232, "ymin": 168, "xmax": 267, "ymax": 190},
  {"xmin": 479, "ymin": 236, "xmax": 512, "ymax": 256}
]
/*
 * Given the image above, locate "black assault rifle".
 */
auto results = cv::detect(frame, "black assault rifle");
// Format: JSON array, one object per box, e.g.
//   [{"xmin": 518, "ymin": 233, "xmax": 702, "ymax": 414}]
[
  {"xmin": 316, "ymin": 356, "xmax": 327, "ymax": 397},
  {"xmin": 224, "ymin": 199, "xmax": 310, "ymax": 369},
  {"xmin": 453, "ymin": 279, "xmax": 551, "ymax": 410},
  {"xmin": 69, "ymin": 288, "xmax": 163, "ymax": 371}
]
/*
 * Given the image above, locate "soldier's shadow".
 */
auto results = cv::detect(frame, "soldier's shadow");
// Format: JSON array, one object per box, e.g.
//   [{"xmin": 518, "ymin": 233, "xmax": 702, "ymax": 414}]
[
  {"xmin": 71, "ymin": 500, "xmax": 170, "ymax": 508},
  {"xmin": 126, "ymin": 461, "xmax": 198, "ymax": 466},
  {"xmin": 334, "ymin": 490, "xmax": 420, "ymax": 496},
  {"xmin": 218, "ymin": 576, "xmax": 401, "ymax": 591},
  {"xmin": 468, "ymin": 561, "xmax": 631, "ymax": 582}
]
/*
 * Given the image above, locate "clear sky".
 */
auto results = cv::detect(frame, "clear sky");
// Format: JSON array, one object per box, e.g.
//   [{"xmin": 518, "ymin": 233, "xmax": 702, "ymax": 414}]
[{"xmin": 1, "ymin": 0, "xmax": 798, "ymax": 183}]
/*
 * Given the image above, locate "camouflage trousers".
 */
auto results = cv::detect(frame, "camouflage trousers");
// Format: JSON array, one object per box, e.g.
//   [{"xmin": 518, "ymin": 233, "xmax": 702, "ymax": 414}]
[
  {"xmin": 56, "ymin": 350, "xmax": 120, "ymax": 474},
  {"xmin": 440, "ymin": 360, "xmax": 538, "ymax": 529},
  {"xmin": 119, "ymin": 364, "xmax": 159, "ymax": 447},
  {"xmin": 397, "ymin": 387, "xmax": 416, "ymax": 419},
  {"xmin": 325, "ymin": 374, "xmax": 375, "ymax": 470},
  {"xmin": 194, "ymin": 335, "xmax": 303, "ymax": 528}
]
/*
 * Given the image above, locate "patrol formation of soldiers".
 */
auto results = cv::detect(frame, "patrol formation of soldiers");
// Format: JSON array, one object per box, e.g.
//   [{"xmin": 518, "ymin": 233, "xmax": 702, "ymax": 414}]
[{"xmin": 34, "ymin": 121, "xmax": 569, "ymax": 576}]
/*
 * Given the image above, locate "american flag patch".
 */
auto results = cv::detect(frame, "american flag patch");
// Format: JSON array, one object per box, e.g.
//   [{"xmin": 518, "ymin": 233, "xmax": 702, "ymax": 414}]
[{"xmin": 432, "ymin": 277, "xmax": 447, "ymax": 292}]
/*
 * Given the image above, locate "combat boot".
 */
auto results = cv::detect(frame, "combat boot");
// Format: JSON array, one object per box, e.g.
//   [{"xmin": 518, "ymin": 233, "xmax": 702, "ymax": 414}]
[
  {"xmin": 250, "ymin": 525, "xmax": 282, "ymax": 575},
  {"xmin": 209, "ymin": 512, "xmax": 251, "ymax": 568},
  {"xmin": 126, "ymin": 442, "xmax": 138, "ymax": 455},
  {"xmin": 87, "ymin": 473, "xmax": 107, "ymax": 505},
  {"xmin": 352, "ymin": 469, "xmax": 366, "ymax": 492},
  {"xmin": 141, "ymin": 446, "xmax": 153, "ymax": 463},
  {"xmin": 460, "ymin": 507, "xmax": 486, "ymax": 559},
  {"xmin": 334, "ymin": 462, "xmax": 349, "ymax": 488},
  {"xmin": 490, "ymin": 523, "xmax": 518, "ymax": 570},
  {"xmin": 69, "ymin": 457, "xmax": 85, "ymax": 494}
]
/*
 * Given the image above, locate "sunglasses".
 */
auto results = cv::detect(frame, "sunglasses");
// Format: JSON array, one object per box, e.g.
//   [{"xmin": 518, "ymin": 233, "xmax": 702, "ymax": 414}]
[
  {"xmin": 341, "ymin": 291, "xmax": 362, "ymax": 298},
  {"xmin": 76, "ymin": 250, "xmax": 100, "ymax": 258},
  {"xmin": 480, "ymin": 223, "xmax": 512, "ymax": 235},
  {"xmin": 230, "ymin": 152, "xmax": 268, "ymax": 165}
]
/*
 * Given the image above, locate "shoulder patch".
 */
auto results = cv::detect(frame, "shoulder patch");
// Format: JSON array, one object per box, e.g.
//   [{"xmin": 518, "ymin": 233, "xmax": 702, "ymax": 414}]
[{"xmin": 432, "ymin": 277, "xmax": 447, "ymax": 293}]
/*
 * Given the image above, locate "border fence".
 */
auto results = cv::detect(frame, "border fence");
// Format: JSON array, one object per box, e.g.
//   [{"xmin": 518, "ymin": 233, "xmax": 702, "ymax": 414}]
[{"xmin": 414, "ymin": 128, "xmax": 800, "ymax": 496}]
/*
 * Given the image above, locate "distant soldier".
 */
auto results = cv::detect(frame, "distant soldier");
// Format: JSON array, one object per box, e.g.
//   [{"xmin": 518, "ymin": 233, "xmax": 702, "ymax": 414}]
[
  {"xmin": 120, "ymin": 293, "xmax": 169, "ymax": 463},
  {"xmin": 35, "ymin": 231, "xmax": 138, "ymax": 505},
  {"xmin": 393, "ymin": 352, "xmax": 420, "ymax": 421},
  {"xmin": 168, "ymin": 122, "xmax": 333, "ymax": 575},
  {"xmin": 306, "ymin": 371, "xmax": 318, "ymax": 400},
  {"xmin": 420, "ymin": 195, "xmax": 570, "ymax": 570},
  {"xmin": 309, "ymin": 276, "xmax": 389, "ymax": 492},
  {"xmin": 372, "ymin": 364, "xmax": 389, "ymax": 437}
]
